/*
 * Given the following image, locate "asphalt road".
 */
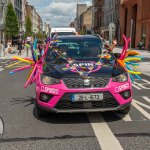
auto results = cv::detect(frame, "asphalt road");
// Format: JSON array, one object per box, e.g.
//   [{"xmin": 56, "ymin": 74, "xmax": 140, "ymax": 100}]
[{"xmin": 0, "ymin": 59, "xmax": 150, "ymax": 150}]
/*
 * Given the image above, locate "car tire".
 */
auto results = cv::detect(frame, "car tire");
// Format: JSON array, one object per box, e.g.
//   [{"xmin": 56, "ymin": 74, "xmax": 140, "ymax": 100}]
[
  {"xmin": 117, "ymin": 105, "xmax": 131, "ymax": 115},
  {"xmin": 35, "ymin": 104, "xmax": 48, "ymax": 117}
]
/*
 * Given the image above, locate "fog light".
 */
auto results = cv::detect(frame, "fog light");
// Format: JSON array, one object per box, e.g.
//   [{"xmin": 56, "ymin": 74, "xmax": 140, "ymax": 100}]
[
  {"xmin": 120, "ymin": 90, "xmax": 131, "ymax": 99},
  {"xmin": 40, "ymin": 93, "xmax": 53, "ymax": 102}
]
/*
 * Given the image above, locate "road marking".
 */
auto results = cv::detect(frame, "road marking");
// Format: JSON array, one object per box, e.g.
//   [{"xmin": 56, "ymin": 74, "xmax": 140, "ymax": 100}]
[
  {"xmin": 132, "ymin": 84, "xmax": 142, "ymax": 90},
  {"xmin": 0, "ymin": 68, "xmax": 4, "ymax": 72},
  {"xmin": 133, "ymin": 81, "xmax": 150, "ymax": 89},
  {"xmin": 88, "ymin": 113, "xmax": 123, "ymax": 150},
  {"xmin": 6, "ymin": 65, "xmax": 27, "ymax": 68},
  {"xmin": 143, "ymin": 96, "xmax": 150, "ymax": 103},
  {"xmin": 132, "ymin": 100, "xmax": 150, "ymax": 120},
  {"xmin": 134, "ymin": 99, "xmax": 150, "ymax": 110},
  {"xmin": 114, "ymin": 112, "xmax": 132, "ymax": 122},
  {"xmin": 5, "ymin": 61, "xmax": 21, "ymax": 68},
  {"xmin": 142, "ymin": 79, "xmax": 150, "ymax": 84},
  {"xmin": 0, "ymin": 117, "xmax": 4, "ymax": 138}
]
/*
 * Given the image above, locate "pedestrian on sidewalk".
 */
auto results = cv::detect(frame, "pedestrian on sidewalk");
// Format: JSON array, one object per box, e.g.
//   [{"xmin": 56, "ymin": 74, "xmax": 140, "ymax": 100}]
[
  {"xmin": 6, "ymin": 40, "xmax": 12, "ymax": 54},
  {"xmin": 26, "ymin": 35, "xmax": 32, "ymax": 57},
  {"xmin": 137, "ymin": 40, "xmax": 145, "ymax": 50},
  {"xmin": 18, "ymin": 38, "xmax": 23, "ymax": 55},
  {"xmin": 37, "ymin": 39, "xmax": 44, "ymax": 55},
  {"xmin": 0, "ymin": 41, "xmax": 3, "ymax": 51}
]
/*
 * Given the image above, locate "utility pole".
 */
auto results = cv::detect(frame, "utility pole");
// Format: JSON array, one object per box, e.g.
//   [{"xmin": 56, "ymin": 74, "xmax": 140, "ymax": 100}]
[{"xmin": 130, "ymin": 19, "xmax": 133, "ymax": 49}]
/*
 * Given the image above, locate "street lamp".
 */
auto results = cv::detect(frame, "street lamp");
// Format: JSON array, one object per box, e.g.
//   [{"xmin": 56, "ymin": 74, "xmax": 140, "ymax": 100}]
[{"xmin": 0, "ymin": 0, "xmax": 7, "ymax": 57}]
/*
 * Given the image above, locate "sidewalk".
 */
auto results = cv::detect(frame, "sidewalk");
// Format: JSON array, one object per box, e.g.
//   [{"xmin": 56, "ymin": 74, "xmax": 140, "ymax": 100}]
[
  {"xmin": 0, "ymin": 49, "xmax": 32, "ymax": 59},
  {"xmin": 114, "ymin": 47, "xmax": 150, "ymax": 59}
]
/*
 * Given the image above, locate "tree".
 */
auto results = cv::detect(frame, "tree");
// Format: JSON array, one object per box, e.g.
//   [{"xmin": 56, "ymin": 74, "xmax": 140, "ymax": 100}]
[
  {"xmin": 4, "ymin": 2, "xmax": 19, "ymax": 39},
  {"xmin": 36, "ymin": 32, "xmax": 46, "ymax": 40},
  {"xmin": 25, "ymin": 16, "xmax": 32, "ymax": 36}
]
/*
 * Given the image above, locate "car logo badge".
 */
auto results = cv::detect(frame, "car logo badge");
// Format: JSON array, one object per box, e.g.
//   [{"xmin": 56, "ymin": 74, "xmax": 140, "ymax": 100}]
[{"xmin": 84, "ymin": 79, "xmax": 90, "ymax": 86}]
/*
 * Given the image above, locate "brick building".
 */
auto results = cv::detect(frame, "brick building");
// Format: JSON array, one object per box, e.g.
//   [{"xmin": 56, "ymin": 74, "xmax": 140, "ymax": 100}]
[
  {"xmin": 120, "ymin": 0, "xmax": 150, "ymax": 49},
  {"xmin": 74, "ymin": 4, "xmax": 89, "ymax": 32},
  {"xmin": 93, "ymin": 0, "xmax": 121, "ymax": 43},
  {"xmin": 93, "ymin": 0, "xmax": 104, "ymax": 33},
  {"xmin": 26, "ymin": 2, "xmax": 43, "ymax": 33},
  {"xmin": 80, "ymin": 6, "xmax": 92, "ymax": 34}
]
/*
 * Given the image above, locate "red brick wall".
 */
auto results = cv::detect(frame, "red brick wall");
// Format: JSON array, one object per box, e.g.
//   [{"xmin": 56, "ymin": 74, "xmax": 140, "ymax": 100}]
[{"xmin": 120, "ymin": 0, "xmax": 150, "ymax": 49}]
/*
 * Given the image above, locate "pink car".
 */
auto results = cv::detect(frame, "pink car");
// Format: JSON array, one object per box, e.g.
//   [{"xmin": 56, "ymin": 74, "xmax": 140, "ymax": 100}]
[{"xmin": 35, "ymin": 35, "xmax": 132, "ymax": 117}]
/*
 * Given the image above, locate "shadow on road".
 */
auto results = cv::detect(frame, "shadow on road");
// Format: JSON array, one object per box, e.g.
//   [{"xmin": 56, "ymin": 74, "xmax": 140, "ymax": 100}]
[
  {"xmin": 10, "ymin": 97, "xmax": 123, "ymax": 124},
  {"xmin": 33, "ymin": 107, "xmax": 90, "ymax": 124},
  {"xmin": 33, "ymin": 107, "xmax": 123, "ymax": 124},
  {"xmin": 10, "ymin": 96, "xmax": 35, "ymax": 107}
]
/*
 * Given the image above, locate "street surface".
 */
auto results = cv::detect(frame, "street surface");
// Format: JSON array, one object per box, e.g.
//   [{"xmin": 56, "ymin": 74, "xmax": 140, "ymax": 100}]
[{"xmin": 0, "ymin": 50, "xmax": 150, "ymax": 150}]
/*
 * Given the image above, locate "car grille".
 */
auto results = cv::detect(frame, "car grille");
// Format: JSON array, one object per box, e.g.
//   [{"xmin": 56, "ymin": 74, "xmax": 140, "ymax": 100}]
[
  {"xmin": 55, "ymin": 92, "xmax": 119, "ymax": 110},
  {"xmin": 63, "ymin": 76, "xmax": 110, "ymax": 88}
]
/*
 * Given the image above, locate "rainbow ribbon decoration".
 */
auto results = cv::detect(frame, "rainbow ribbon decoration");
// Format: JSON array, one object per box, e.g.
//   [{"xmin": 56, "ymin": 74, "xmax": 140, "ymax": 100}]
[
  {"xmin": 117, "ymin": 35, "xmax": 144, "ymax": 82},
  {"xmin": 10, "ymin": 41, "xmax": 50, "ymax": 88}
]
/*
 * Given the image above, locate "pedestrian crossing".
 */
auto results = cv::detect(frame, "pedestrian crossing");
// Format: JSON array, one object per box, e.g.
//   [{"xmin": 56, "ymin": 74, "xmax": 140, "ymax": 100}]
[
  {"xmin": 114, "ymin": 96, "xmax": 150, "ymax": 122},
  {"xmin": 0, "ymin": 60, "xmax": 28, "ymax": 72},
  {"xmin": 132, "ymin": 79, "xmax": 150, "ymax": 90}
]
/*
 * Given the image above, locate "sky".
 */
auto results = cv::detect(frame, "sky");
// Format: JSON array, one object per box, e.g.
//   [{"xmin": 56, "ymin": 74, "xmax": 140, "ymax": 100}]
[{"xmin": 27, "ymin": 0, "xmax": 92, "ymax": 27}]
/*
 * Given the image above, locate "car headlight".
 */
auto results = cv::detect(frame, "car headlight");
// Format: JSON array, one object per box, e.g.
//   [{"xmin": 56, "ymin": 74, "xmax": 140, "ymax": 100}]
[
  {"xmin": 41, "ymin": 74, "xmax": 61, "ymax": 85},
  {"xmin": 112, "ymin": 73, "xmax": 128, "ymax": 82}
]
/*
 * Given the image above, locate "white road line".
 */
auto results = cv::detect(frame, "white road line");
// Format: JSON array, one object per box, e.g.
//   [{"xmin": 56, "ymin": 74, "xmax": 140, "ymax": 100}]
[
  {"xmin": 133, "ymin": 82, "xmax": 150, "ymax": 89},
  {"xmin": 142, "ymin": 79, "xmax": 150, "ymax": 84},
  {"xmin": 132, "ymin": 100, "xmax": 150, "ymax": 120},
  {"xmin": 134, "ymin": 100, "xmax": 150, "ymax": 109},
  {"xmin": 0, "ymin": 117, "xmax": 4, "ymax": 138},
  {"xmin": 143, "ymin": 96, "xmax": 150, "ymax": 103},
  {"xmin": 0, "ymin": 68, "xmax": 4, "ymax": 72},
  {"xmin": 114, "ymin": 113, "xmax": 132, "ymax": 122},
  {"xmin": 132, "ymin": 84, "xmax": 142, "ymax": 90},
  {"xmin": 88, "ymin": 113, "xmax": 123, "ymax": 150}
]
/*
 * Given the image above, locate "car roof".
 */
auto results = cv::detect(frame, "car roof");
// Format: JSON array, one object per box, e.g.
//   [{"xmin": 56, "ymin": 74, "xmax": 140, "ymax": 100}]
[{"xmin": 56, "ymin": 35, "xmax": 100, "ymax": 40}]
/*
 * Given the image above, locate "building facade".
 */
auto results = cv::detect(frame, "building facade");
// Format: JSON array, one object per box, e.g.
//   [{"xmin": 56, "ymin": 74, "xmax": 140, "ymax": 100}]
[
  {"xmin": 32, "ymin": 7, "xmax": 38, "ymax": 33},
  {"xmin": 43, "ymin": 22, "xmax": 50, "ymax": 36},
  {"xmin": 75, "ymin": 4, "xmax": 89, "ymax": 32},
  {"xmin": 93, "ymin": 0, "xmax": 121, "ymax": 43},
  {"xmin": 25, "ymin": 3, "xmax": 33, "ymax": 33},
  {"xmin": 120, "ymin": 0, "xmax": 150, "ymax": 49},
  {"xmin": 26, "ymin": 2, "xmax": 43, "ymax": 34},
  {"xmin": 93, "ymin": 0, "xmax": 104, "ymax": 33},
  {"xmin": 0, "ymin": 0, "xmax": 8, "ymax": 45},
  {"xmin": 22, "ymin": 0, "xmax": 26, "ymax": 32},
  {"xmin": 80, "ymin": 6, "xmax": 92, "ymax": 34}
]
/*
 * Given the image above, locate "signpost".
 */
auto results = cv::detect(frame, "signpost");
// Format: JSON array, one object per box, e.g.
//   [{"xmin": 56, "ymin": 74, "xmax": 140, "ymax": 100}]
[
  {"xmin": 109, "ymin": 23, "xmax": 115, "ymax": 44},
  {"xmin": 130, "ymin": 19, "xmax": 133, "ymax": 50}
]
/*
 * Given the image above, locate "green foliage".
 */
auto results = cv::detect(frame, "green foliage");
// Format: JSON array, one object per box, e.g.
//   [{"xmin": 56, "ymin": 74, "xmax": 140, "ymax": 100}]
[
  {"xmin": 36, "ymin": 32, "xmax": 46, "ymax": 40},
  {"xmin": 4, "ymin": 2, "xmax": 19, "ymax": 39},
  {"xmin": 25, "ymin": 16, "xmax": 32, "ymax": 36},
  {"xmin": 80, "ymin": 29, "xmax": 86, "ymax": 35}
]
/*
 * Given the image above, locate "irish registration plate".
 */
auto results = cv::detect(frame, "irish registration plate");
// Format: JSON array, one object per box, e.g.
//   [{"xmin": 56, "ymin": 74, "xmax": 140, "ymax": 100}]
[{"xmin": 71, "ymin": 93, "xmax": 103, "ymax": 102}]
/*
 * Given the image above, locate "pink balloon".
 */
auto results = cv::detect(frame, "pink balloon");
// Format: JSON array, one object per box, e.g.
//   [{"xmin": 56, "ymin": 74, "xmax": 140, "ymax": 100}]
[{"xmin": 24, "ymin": 63, "xmax": 37, "ymax": 88}]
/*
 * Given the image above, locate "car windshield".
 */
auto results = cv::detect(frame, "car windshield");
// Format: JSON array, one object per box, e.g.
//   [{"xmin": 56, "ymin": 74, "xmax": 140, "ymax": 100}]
[
  {"xmin": 51, "ymin": 32, "xmax": 76, "ymax": 38},
  {"xmin": 49, "ymin": 37, "xmax": 103, "ymax": 59}
]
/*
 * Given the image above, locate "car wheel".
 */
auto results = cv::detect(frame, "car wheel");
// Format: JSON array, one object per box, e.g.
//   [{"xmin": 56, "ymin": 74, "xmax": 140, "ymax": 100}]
[
  {"xmin": 117, "ymin": 105, "xmax": 131, "ymax": 115},
  {"xmin": 35, "ymin": 104, "xmax": 48, "ymax": 117}
]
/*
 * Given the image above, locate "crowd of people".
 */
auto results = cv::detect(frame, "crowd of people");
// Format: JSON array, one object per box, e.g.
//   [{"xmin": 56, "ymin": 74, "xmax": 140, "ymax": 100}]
[{"xmin": 1, "ymin": 35, "xmax": 47, "ymax": 56}]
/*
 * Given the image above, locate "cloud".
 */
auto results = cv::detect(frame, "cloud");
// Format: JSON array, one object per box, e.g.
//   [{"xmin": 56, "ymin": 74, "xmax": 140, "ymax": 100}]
[{"xmin": 28, "ymin": 0, "xmax": 92, "ymax": 27}]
